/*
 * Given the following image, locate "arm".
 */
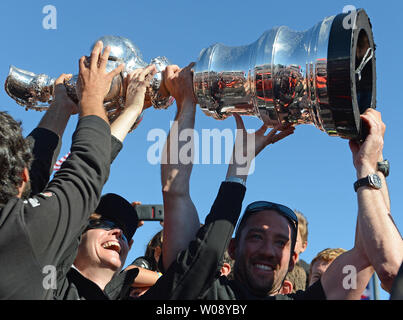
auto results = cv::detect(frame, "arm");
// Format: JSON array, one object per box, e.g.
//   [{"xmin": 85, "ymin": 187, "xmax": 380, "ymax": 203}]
[
  {"xmin": 141, "ymin": 116, "xmax": 294, "ymax": 300},
  {"xmin": 110, "ymin": 65, "xmax": 156, "ymax": 142},
  {"xmin": 350, "ymin": 109, "xmax": 402, "ymax": 292},
  {"xmin": 141, "ymin": 181, "xmax": 246, "ymax": 300},
  {"xmin": 321, "ymin": 109, "xmax": 402, "ymax": 298},
  {"xmin": 124, "ymin": 265, "xmax": 161, "ymax": 288},
  {"xmin": 24, "ymin": 41, "xmax": 124, "ymax": 264},
  {"xmin": 28, "ymin": 74, "xmax": 78, "ymax": 195},
  {"xmin": 160, "ymin": 63, "xmax": 201, "ymax": 270}
]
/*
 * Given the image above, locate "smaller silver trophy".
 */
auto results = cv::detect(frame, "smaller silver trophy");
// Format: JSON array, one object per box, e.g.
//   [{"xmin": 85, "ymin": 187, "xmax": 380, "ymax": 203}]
[{"xmin": 4, "ymin": 36, "xmax": 173, "ymax": 126}]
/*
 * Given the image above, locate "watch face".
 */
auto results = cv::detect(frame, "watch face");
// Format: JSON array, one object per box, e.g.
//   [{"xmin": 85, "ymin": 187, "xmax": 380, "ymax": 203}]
[{"xmin": 370, "ymin": 174, "xmax": 382, "ymax": 189}]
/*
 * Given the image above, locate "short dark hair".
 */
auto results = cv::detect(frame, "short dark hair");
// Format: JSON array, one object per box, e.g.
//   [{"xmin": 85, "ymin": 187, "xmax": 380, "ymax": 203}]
[
  {"xmin": 235, "ymin": 202, "xmax": 298, "ymax": 255},
  {"xmin": 0, "ymin": 112, "xmax": 33, "ymax": 204}
]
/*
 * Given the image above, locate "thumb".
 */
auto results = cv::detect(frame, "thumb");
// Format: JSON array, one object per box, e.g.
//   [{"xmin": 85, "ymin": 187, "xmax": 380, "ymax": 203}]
[{"xmin": 349, "ymin": 139, "xmax": 360, "ymax": 154}]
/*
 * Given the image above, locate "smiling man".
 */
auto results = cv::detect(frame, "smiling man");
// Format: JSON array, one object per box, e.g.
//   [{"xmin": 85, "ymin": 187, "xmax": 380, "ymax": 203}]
[
  {"xmin": 228, "ymin": 202, "xmax": 299, "ymax": 297},
  {"xmin": 57, "ymin": 193, "xmax": 139, "ymax": 300}
]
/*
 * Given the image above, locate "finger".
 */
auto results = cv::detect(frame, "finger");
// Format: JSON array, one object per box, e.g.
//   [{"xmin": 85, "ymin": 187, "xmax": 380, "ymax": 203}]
[
  {"xmin": 138, "ymin": 64, "xmax": 157, "ymax": 82},
  {"xmin": 184, "ymin": 62, "xmax": 196, "ymax": 71},
  {"xmin": 269, "ymin": 127, "xmax": 295, "ymax": 144},
  {"xmin": 233, "ymin": 113, "xmax": 245, "ymax": 131},
  {"xmin": 107, "ymin": 63, "xmax": 125, "ymax": 79},
  {"xmin": 165, "ymin": 65, "xmax": 180, "ymax": 79},
  {"xmin": 99, "ymin": 46, "xmax": 111, "ymax": 71},
  {"xmin": 349, "ymin": 139, "xmax": 360, "ymax": 154},
  {"xmin": 255, "ymin": 122, "xmax": 269, "ymax": 136},
  {"xmin": 360, "ymin": 113, "xmax": 377, "ymax": 136},
  {"xmin": 79, "ymin": 56, "xmax": 86, "ymax": 74},
  {"xmin": 54, "ymin": 73, "xmax": 70, "ymax": 86},
  {"xmin": 128, "ymin": 69, "xmax": 142, "ymax": 82},
  {"xmin": 90, "ymin": 41, "xmax": 103, "ymax": 70}
]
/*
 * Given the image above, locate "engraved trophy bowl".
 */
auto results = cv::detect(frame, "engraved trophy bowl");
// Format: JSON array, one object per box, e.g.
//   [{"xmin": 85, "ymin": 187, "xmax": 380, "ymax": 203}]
[
  {"xmin": 4, "ymin": 35, "xmax": 173, "ymax": 129},
  {"xmin": 193, "ymin": 9, "xmax": 376, "ymax": 140}
]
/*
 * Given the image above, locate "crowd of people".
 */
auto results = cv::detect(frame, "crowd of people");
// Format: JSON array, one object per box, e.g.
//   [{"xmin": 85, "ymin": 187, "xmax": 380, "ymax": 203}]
[{"xmin": 0, "ymin": 41, "xmax": 402, "ymax": 300}]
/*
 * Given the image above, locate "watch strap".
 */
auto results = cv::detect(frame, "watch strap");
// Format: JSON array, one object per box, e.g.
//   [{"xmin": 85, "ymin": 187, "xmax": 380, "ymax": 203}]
[
  {"xmin": 225, "ymin": 176, "xmax": 246, "ymax": 187},
  {"xmin": 354, "ymin": 174, "xmax": 382, "ymax": 192},
  {"xmin": 377, "ymin": 159, "xmax": 389, "ymax": 177}
]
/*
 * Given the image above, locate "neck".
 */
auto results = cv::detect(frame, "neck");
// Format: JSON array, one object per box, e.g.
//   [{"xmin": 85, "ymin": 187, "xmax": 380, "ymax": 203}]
[{"xmin": 73, "ymin": 263, "xmax": 116, "ymax": 291}]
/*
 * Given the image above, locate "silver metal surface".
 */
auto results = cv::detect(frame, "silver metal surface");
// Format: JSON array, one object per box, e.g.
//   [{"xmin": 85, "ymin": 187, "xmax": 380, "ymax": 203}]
[
  {"xmin": 193, "ymin": 9, "xmax": 376, "ymax": 139},
  {"xmin": 5, "ymin": 35, "xmax": 173, "ymax": 127}
]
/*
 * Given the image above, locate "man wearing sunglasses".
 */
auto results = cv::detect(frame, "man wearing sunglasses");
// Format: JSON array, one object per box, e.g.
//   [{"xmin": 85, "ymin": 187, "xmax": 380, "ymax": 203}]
[{"xmin": 56, "ymin": 193, "xmax": 139, "ymax": 300}]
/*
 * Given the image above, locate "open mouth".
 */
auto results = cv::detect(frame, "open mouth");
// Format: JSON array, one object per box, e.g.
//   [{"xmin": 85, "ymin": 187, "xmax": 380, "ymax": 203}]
[
  {"xmin": 253, "ymin": 263, "xmax": 274, "ymax": 272},
  {"xmin": 102, "ymin": 241, "xmax": 121, "ymax": 254}
]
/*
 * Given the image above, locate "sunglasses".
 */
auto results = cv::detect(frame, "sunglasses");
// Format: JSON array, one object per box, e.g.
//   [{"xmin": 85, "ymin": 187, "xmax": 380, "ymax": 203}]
[
  {"xmin": 236, "ymin": 201, "xmax": 298, "ymax": 237},
  {"xmin": 86, "ymin": 219, "xmax": 128, "ymax": 244}
]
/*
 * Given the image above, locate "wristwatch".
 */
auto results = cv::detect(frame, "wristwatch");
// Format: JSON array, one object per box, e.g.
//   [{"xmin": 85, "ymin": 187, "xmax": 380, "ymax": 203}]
[
  {"xmin": 225, "ymin": 176, "xmax": 246, "ymax": 187},
  {"xmin": 354, "ymin": 173, "xmax": 382, "ymax": 192},
  {"xmin": 377, "ymin": 159, "xmax": 390, "ymax": 177}
]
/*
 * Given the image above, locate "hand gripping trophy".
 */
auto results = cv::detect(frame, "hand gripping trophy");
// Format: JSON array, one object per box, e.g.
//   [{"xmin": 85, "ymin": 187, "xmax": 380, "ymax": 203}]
[
  {"xmin": 5, "ymin": 35, "xmax": 173, "ymax": 128},
  {"xmin": 5, "ymin": 9, "xmax": 375, "ymax": 139}
]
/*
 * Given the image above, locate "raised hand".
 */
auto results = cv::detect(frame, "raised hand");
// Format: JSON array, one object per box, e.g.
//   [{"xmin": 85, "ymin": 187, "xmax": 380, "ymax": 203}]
[{"xmin": 76, "ymin": 41, "xmax": 125, "ymax": 121}]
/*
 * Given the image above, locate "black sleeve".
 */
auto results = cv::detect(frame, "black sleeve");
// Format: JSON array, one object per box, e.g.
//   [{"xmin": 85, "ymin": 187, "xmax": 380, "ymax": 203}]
[
  {"xmin": 141, "ymin": 182, "xmax": 246, "ymax": 300},
  {"xmin": 390, "ymin": 261, "xmax": 403, "ymax": 300},
  {"xmin": 131, "ymin": 257, "xmax": 153, "ymax": 270},
  {"xmin": 277, "ymin": 278, "xmax": 326, "ymax": 300},
  {"xmin": 110, "ymin": 135, "xmax": 123, "ymax": 163},
  {"xmin": 26, "ymin": 128, "xmax": 61, "ymax": 195},
  {"xmin": 23, "ymin": 115, "xmax": 112, "ymax": 265}
]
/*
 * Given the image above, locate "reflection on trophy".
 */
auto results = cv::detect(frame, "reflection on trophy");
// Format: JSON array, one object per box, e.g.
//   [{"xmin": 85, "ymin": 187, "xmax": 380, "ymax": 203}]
[
  {"xmin": 193, "ymin": 8, "xmax": 375, "ymax": 139},
  {"xmin": 5, "ymin": 35, "xmax": 173, "ymax": 127},
  {"xmin": 5, "ymin": 9, "xmax": 375, "ymax": 139}
]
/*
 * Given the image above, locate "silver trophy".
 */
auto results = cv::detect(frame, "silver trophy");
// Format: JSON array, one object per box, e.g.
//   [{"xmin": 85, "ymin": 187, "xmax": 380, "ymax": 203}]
[
  {"xmin": 4, "ymin": 35, "xmax": 173, "ymax": 126},
  {"xmin": 5, "ymin": 9, "xmax": 375, "ymax": 139},
  {"xmin": 193, "ymin": 9, "xmax": 375, "ymax": 139}
]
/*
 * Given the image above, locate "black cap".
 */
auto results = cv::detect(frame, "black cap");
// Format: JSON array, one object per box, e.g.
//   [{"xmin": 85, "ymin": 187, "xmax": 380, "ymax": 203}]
[{"xmin": 94, "ymin": 193, "xmax": 138, "ymax": 240}]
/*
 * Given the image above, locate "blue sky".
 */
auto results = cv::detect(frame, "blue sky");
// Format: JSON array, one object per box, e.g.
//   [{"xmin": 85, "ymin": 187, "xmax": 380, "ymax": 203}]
[{"xmin": 1, "ymin": 0, "xmax": 402, "ymax": 299}]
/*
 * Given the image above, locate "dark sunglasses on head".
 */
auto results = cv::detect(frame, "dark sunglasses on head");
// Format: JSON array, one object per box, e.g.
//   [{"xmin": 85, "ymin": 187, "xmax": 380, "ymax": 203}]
[
  {"xmin": 86, "ymin": 219, "xmax": 128, "ymax": 244},
  {"xmin": 237, "ymin": 201, "xmax": 298, "ymax": 236}
]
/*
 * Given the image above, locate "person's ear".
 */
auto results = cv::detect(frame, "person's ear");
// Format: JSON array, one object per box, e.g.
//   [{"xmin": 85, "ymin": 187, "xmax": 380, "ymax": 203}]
[
  {"xmin": 22, "ymin": 167, "xmax": 29, "ymax": 183},
  {"xmin": 228, "ymin": 238, "xmax": 237, "ymax": 260},
  {"xmin": 280, "ymin": 280, "xmax": 293, "ymax": 295},
  {"xmin": 288, "ymin": 251, "xmax": 298, "ymax": 272},
  {"xmin": 128, "ymin": 239, "xmax": 134, "ymax": 250},
  {"xmin": 300, "ymin": 240, "xmax": 308, "ymax": 253},
  {"xmin": 220, "ymin": 263, "xmax": 231, "ymax": 277}
]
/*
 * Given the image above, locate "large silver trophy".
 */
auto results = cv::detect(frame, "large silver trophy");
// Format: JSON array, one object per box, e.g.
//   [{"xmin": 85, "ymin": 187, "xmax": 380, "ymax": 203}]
[
  {"xmin": 193, "ymin": 8, "xmax": 375, "ymax": 140},
  {"xmin": 5, "ymin": 9, "xmax": 375, "ymax": 139}
]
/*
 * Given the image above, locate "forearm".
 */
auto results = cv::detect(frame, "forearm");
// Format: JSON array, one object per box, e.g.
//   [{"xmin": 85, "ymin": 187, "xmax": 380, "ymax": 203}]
[
  {"xmin": 376, "ymin": 155, "xmax": 391, "ymax": 211},
  {"xmin": 26, "ymin": 128, "xmax": 60, "ymax": 195},
  {"xmin": 161, "ymin": 98, "xmax": 200, "ymax": 270},
  {"xmin": 161, "ymin": 98, "xmax": 196, "ymax": 196},
  {"xmin": 79, "ymin": 96, "xmax": 109, "ymax": 125},
  {"xmin": 125, "ymin": 266, "xmax": 160, "ymax": 288},
  {"xmin": 322, "ymin": 248, "xmax": 374, "ymax": 300},
  {"xmin": 356, "ymin": 184, "xmax": 403, "ymax": 291},
  {"xmin": 110, "ymin": 106, "xmax": 141, "ymax": 142},
  {"xmin": 37, "ymin": 100, "xmax": 73, "ymax": 138}
]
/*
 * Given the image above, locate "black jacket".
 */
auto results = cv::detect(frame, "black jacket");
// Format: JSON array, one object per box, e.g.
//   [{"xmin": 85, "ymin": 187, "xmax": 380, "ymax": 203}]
[
  {"xmin": 54, "ymin": 135, "xmax": 131, "ymax": 300},
  {"xmin": 141, "ymin": 182, "xmax": 326, "ymax": 300},
  {"xmin": 0, "ymin": 116, "xmax": 111, "ymax": 299}
]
